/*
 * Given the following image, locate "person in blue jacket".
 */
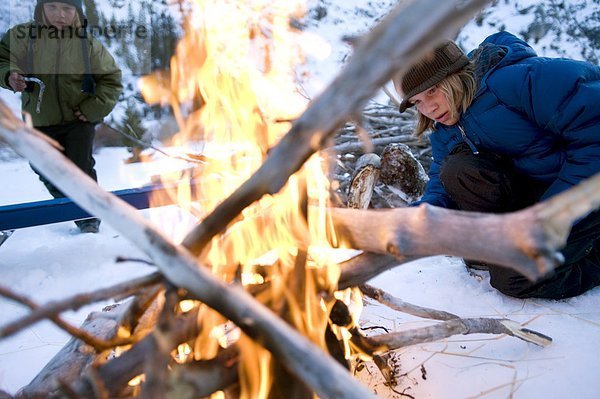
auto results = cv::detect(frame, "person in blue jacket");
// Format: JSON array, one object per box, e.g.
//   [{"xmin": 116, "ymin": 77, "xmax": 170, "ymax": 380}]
[{"xmin": 393, "ymin": 31, "xmax": 600, "ymax": 299}]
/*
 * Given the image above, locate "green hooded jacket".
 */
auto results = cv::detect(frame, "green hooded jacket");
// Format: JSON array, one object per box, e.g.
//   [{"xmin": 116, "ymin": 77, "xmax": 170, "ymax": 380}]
[{"xmin": 0, "ymin": 22, "xmax": 122, "ymax": 127}]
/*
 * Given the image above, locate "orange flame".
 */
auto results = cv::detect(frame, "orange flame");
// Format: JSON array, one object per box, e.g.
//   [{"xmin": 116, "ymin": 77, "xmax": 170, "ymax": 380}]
[{"xmin": 140, "ymin": 1, "xmax": 362, "ymax": 397}]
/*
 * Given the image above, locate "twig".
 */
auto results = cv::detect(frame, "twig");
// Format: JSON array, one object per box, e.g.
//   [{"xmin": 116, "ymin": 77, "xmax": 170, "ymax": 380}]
[
  {"xmin": 100, "ymin": 122, "xmax": 206, "ymax": 165},
  {"xmin": 360, "ymin": 284, "xmax": 459, "ymax": 321},
  {"xmin": 0, "ymin": 273, "xmax": 163, "ymax": 339},
  {"xmin": 0, "ymin": 286, "xmax": 142, "ymax": 351},
  {"xmin": 364, "ymin": 318, "xmax": 552, "ymax": 350},
  {"xmin": 382, "ymin": 85, "xmax": 402, "ymax": 108}
]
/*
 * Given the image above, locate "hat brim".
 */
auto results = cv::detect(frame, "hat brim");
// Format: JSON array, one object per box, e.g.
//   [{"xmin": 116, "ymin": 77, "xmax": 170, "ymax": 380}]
[{"xmin": 399, "ymin": 98, "xmax": 413, "ymax": 113}]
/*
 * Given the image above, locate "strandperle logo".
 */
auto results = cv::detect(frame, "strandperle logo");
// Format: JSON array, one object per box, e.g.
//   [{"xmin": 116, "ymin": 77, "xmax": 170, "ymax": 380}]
[{"xmin": 14, "ymin": 19, "xmax": 149, "ymax": 40}]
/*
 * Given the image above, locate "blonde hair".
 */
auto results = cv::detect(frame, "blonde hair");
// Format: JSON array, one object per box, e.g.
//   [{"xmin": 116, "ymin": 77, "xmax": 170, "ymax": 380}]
[{"xmin": 414, "ymin": 64, "xmax": 476, "ymax": 137}]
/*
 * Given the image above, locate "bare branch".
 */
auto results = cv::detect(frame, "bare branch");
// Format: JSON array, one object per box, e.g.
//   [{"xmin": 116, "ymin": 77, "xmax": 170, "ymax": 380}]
[
  {"xmin": 331, "ymin": 173, "xmax": 600, "ymax": 282},
  {"xmin": 181, "ymin": 0, "xmax": 494, "ymax": 255},
  {"xmin": 0, "ymin": 285, "xmax": 141, "ymax": 351},
  {"xmin": 0, "ymin": 273, "xmax": 162, "ymax": 339},
  {"xmin": 360, "ymin": 284, "xmax": 459, "ymax": 321},
  {"xmin": 364, "ymin": 317, "xmax": 552, "ymax": 350}
]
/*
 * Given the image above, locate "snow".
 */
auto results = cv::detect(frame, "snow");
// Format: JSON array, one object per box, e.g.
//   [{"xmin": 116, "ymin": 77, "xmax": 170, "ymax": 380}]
[
  {"xmin": 2, "ymin": 0, "xmax": 600, "ymax": 397},
  {"xmin": 2, "ymin": 150, "xmax": 600, "ymax": 398}
]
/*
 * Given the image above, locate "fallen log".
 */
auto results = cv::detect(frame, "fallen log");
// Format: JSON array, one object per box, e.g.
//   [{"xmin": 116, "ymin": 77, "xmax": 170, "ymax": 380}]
[
  {"xmin": 331, "ymin": 170, "xmax": 600, "ymax": 281},
  {"xmin": 18, "ymin": 307, "xmax": 122, "ymax": 398}
]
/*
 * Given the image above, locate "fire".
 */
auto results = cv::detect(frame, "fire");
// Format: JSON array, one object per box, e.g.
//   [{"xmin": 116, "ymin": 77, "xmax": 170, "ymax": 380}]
[{"xmin": 140, "ymin": 0, "xmax": 362, "ymax": 397}]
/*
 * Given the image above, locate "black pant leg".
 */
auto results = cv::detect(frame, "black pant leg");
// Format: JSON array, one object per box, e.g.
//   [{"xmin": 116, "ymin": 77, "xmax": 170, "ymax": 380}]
[
  {"xmin": 439, "ymin": 143, "xmax": 544, "ymax": 213},
  {"xmin": 33, "ymin": 121, "xmax": 98, "ymax": 199},
  {"xmin": 489, "ymin": 211, "xmax": 600, "ymax": 299},
  {"xmin": 440, "ymin": 143, "xmax": 600, "ymax": 299},
  {"xmin": 60, "ymin": 121, "xmax": 98, "ymax": 183}
]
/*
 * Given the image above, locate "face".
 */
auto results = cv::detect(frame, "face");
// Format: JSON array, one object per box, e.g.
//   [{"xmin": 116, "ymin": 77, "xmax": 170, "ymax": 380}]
[
  {"xmin": 43, "ymin": 2, "xmax": 77, "ymax": 30},
  {"xmin": 408, "ymin": 85, "xmax": 459, "ymax": 126}
]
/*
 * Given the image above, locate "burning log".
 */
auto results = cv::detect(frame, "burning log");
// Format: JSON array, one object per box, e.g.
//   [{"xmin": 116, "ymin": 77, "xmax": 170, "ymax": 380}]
[
  {"xmin": 0, "ymin": 108, "xmax": 379, "ymax": 398},
  {"xmin": 70, "ymin": 306, "xmax": 205, "ymax": 398},
  {"xmin": 14, "ymin": 285, "xmax": 164, "ymax": 398},
  {"xmin": 19, "ymin": 306, "xmax": 129, "ymax": 398}
]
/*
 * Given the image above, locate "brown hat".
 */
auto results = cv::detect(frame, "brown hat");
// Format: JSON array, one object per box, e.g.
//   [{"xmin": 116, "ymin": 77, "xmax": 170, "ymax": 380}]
[{"xmin": 398, "ymin": 41, "xmax": 469, "ymax": 112}]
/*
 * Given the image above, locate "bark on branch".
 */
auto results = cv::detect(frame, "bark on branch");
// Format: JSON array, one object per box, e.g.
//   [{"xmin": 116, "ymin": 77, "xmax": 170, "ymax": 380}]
[
  {"xmin": 0, "ymin": 114, "xmax": 376, "ymax": 399},
  {"xmin": 0, "ymin": 273, "xmax": 162, "ymax": 339},
  {"xmin": 181, "ymin": 0, "xmax": 493, "ymax": 254},
  {"xmin": 364, "ymin": 317, "xmax": 552, "ymax": 350},
  {"xmin": 331, "ymin": 173, "xmax": 600, "ymax": 281}
]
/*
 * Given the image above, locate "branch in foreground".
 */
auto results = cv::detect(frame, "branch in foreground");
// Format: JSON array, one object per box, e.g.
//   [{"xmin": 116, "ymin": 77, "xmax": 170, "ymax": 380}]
[
  {"xmin": 0, "ymin": 111, "xmax": 376, "ymax": 399},
  {"xmin": 0, "ymin": 285, "xmax": 139, "ymax": 351},
  {"xmin": 181, "ymin": 0, "xmax": 493, "ymax": 255},
  {"xmin": 331, "ymin": 169, "xmax": 600, "ymax": 282},
  {"xmin": 0, "ymin": 272, "xmax": 162, "ymax": 339},
  {"xmin": 364, "ymin": 317, "xmax": 552, "ymax": 350}
]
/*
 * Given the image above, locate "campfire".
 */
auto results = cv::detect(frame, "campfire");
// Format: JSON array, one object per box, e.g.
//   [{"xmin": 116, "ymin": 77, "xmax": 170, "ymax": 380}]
[
  {"xmin": 3, "ymin": 0, "xmax": 600, "ymax": 397},
  {"xmin": 140, "ymin": 1, "xmax": 365, "ymax": 395}
]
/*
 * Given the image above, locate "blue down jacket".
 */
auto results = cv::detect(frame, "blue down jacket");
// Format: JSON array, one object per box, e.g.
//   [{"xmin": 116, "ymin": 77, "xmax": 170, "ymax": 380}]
[{"xmin": 417, "ymin": 31, "xmax": 600, "ymax": 209}]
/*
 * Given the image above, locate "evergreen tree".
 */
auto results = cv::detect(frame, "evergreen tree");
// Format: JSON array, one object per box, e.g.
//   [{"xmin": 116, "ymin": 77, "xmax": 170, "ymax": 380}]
[
  {"xmin": 150, "ymin": 7, "xmax": 179, "ymax": 71},
  {"xmin": 83, "ymin": 0, "xmax": 100, "ymax": 29},
  {"xmin": 119, "ymin": 98, "xmax": 148, "ymax": 163}
]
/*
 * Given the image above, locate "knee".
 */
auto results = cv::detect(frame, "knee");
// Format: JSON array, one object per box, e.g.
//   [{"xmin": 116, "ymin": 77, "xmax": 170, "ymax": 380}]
[
  {"xmin": 439, "ymin": 152, "xmax": 470, "ymax": 189},
  {"xmin": 488, "ymin": 267, "xmax": 536, "ymax": 298}
]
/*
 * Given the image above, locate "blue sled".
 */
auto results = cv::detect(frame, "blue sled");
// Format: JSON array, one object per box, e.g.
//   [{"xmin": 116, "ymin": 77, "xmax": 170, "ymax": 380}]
[{"xmin": 0, "ymin": 183, "xmax": 176, "ymax": 232}]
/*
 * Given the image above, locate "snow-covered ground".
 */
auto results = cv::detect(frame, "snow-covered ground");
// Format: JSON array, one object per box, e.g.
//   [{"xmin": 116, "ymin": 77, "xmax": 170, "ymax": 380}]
[{"xmin": 2, "ymin": 147, "xmax": 600, "ymax": 398}]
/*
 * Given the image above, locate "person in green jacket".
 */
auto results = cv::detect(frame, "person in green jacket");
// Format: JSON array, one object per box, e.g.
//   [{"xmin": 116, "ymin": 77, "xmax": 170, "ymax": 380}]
[{"xmin": 0, "ymin": 0, "xmax": 122, "ymax": 233}]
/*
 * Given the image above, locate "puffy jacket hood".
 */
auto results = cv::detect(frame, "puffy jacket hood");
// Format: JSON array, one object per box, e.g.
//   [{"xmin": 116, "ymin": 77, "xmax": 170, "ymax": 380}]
[{"xmin": 470, "ymin": 31, "xmax": 538, "ymax": 93}]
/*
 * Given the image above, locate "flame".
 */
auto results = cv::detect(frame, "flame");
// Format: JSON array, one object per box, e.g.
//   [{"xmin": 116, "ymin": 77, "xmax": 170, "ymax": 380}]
[{"xmin": 140, "ymin": 0, "xmax": 362, "ymax": 397}]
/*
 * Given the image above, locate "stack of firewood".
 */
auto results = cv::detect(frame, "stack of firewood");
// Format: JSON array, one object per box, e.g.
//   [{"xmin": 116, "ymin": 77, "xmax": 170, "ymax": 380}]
[{"xmin": 332, "ymin": 103, "xmax": 429, "ymax": 209}]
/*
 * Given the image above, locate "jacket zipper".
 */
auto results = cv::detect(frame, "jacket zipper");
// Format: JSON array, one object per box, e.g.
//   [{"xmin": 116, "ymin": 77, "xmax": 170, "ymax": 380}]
[
  {"xmin": 55, "ymin": 36, "xmax": 65, "ymax": 123},
  {"xmin": 458, "ymin": 124, "xmax": 479, "ymax": 155}
]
